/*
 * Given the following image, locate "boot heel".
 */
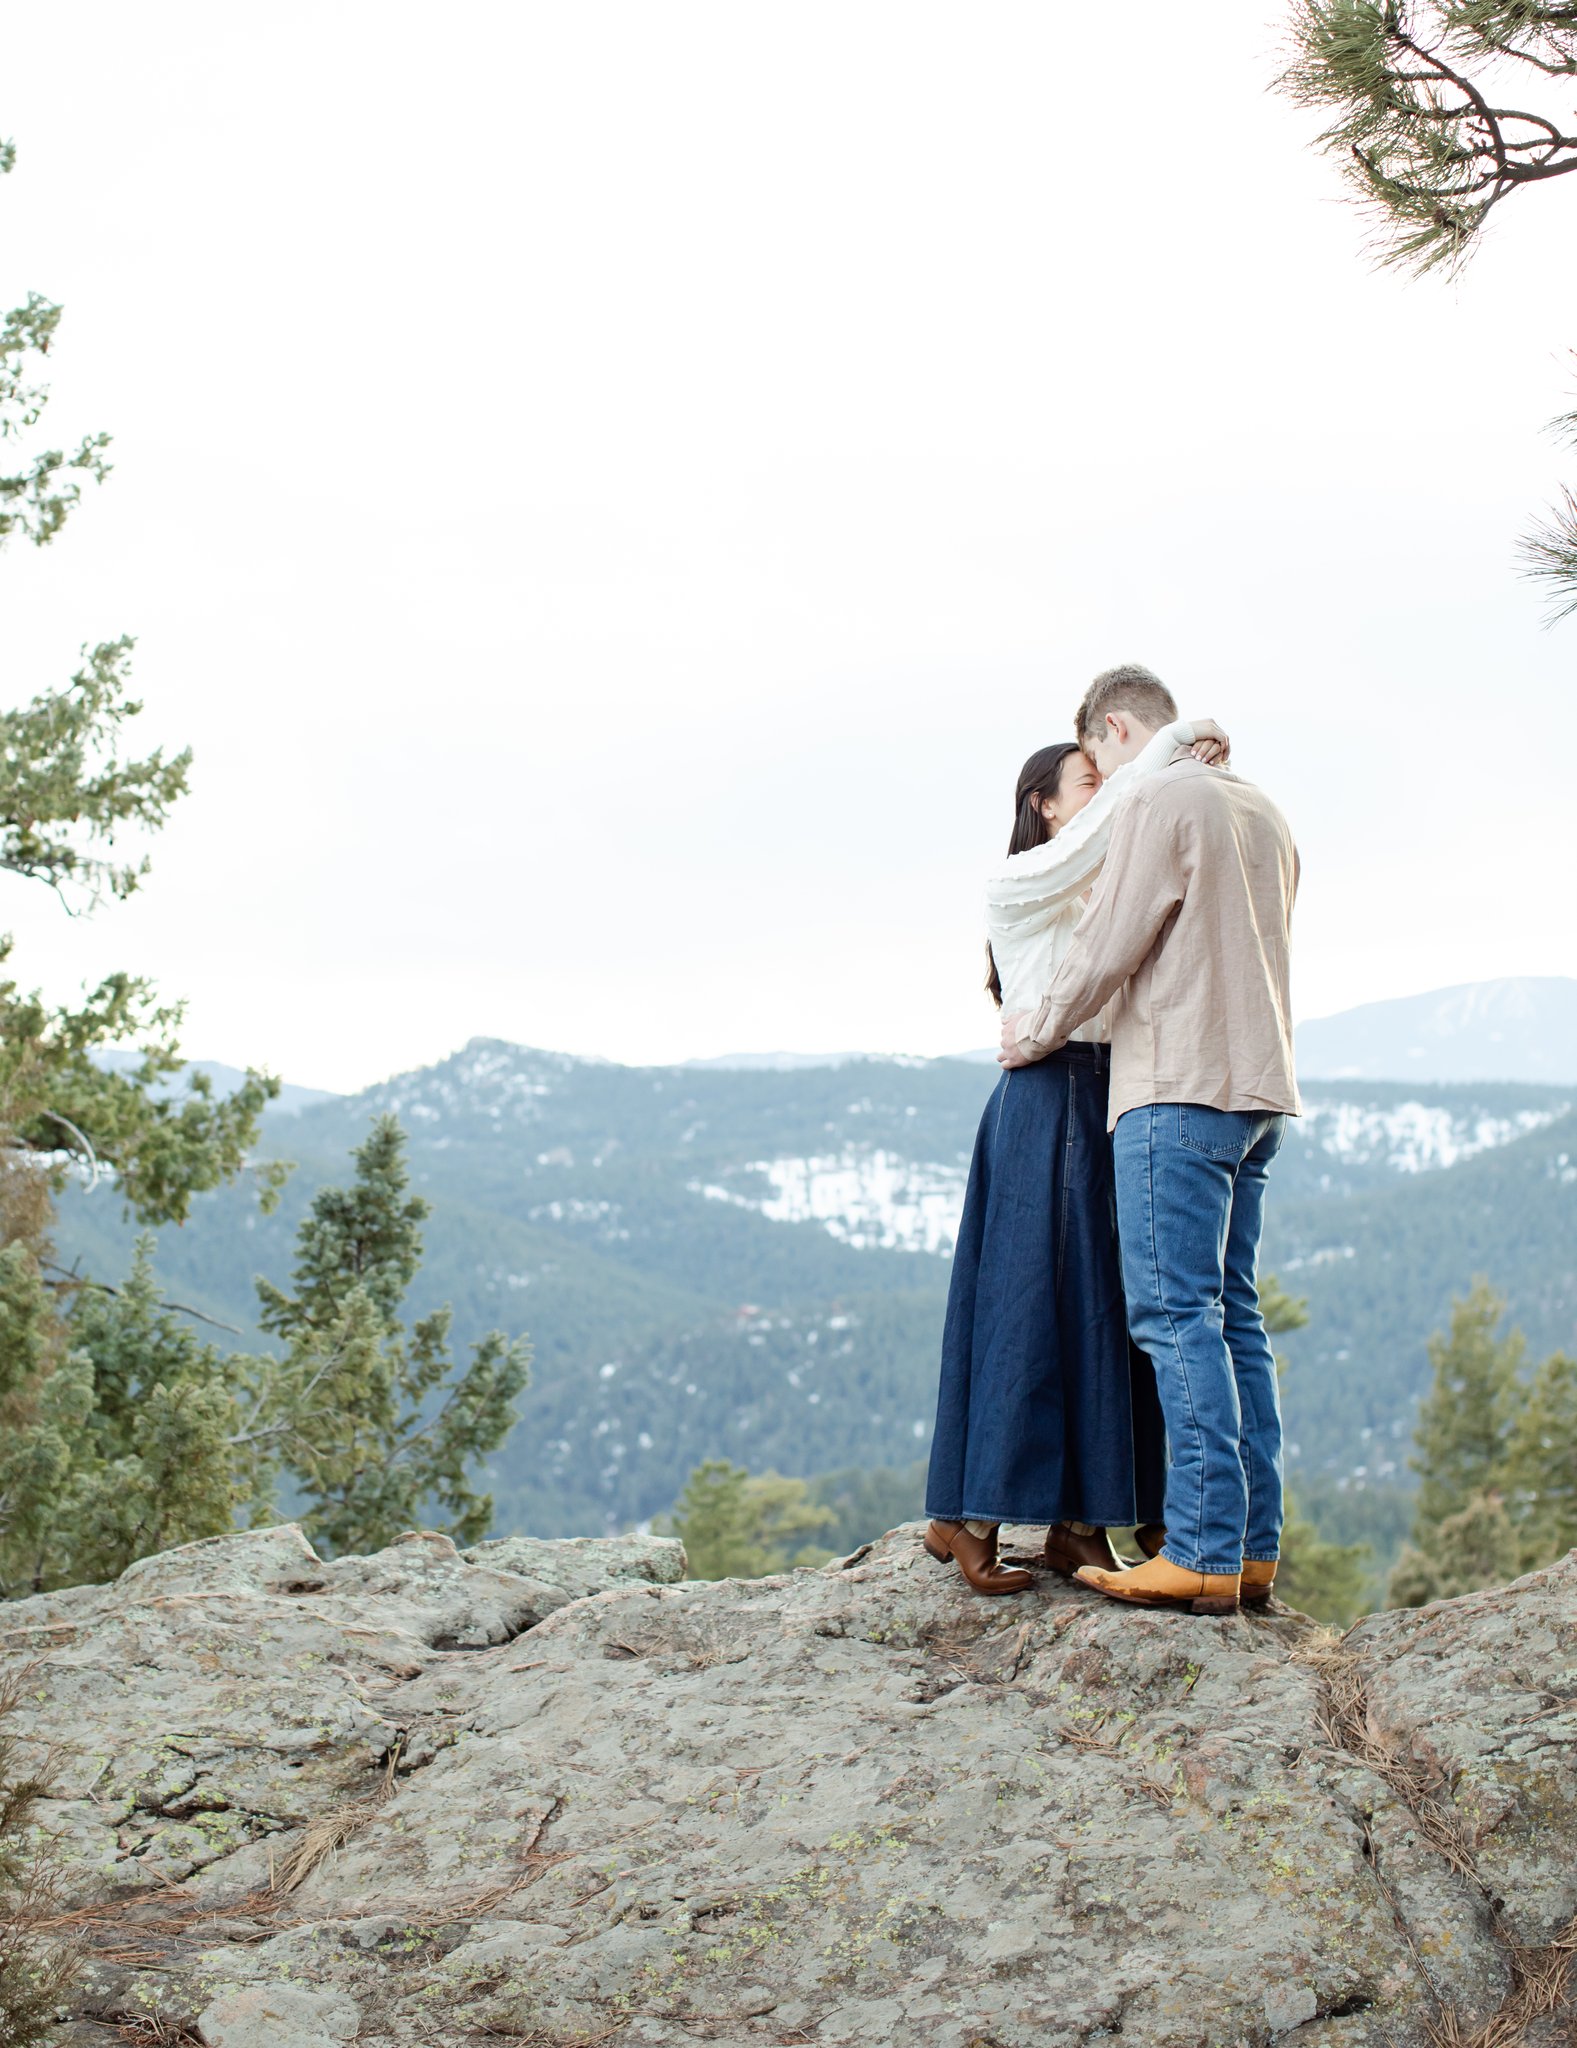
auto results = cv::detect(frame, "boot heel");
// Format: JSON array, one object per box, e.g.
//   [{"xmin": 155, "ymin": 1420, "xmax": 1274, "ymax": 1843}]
[
  {"xmin": 923, "ymin": 1531, "xmax": 951, "ymax": 1564},
  {"xmin": 1190, "ymin": 1594, "xmax": 1240, "ymax": 1615}
]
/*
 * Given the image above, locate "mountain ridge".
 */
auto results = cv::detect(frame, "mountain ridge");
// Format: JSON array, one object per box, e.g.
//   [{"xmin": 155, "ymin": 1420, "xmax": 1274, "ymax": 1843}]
[
  {"xmin": 1295, "ymin": 974, "xmax": 1577, "ymax": 1083},
  {"xmin": 56, "ymin": 1030, "xmax": 1577, "ymax": 1545},
  {"xmin": 153, "ymin": 974, "xmax": 1577, "ymax": 1104}
]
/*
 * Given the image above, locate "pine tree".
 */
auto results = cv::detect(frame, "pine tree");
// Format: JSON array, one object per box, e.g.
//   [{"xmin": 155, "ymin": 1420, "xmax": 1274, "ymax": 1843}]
[
  {"xmin": 0, "ymin": 1676, "xmax": 78, "ymax": 2042},
  {"xmin": 670, "ymin": 1461, "xmax": 760, "ymax": 1578},
  {"xmin": 0, "ymin": 1232, "xmax": 266, "ymax": 1596},
  {"xmin": 1388, "ymin": 1490, "xmax": 1523, "ymax": 1609},
  {"xmin": 1280, "ymin": 5, "xmax": 1577, "ymax": 618},
  {"xmin": 1, "ymin": 1114, "xmax": 532, "ymax": 1589},
  {"xmin": 1501, "ymin": 1348, "xmax": 1577, "ymax": 1567},
  {"xmin": 0, "ymin": 142, "xmax": 280, "ymax": 1220},
  {"xmin": 1, "ymin": 1121, "xmax": 533, "ymax": 1594},
  {"xmin": 0, "ymin": 1245, "xmax": 91, "ymax": 1596},
  {"xmin": 1385, "ymin": 1281, "xmax": 1565, "ymax": 1608},
  {"xmin": 1262, "ymin": 1275, "xmax": 1375, "ymax": 1623},
  {"xmin": 1409, "ymin": 1280, "xmax": 1522, "ymax": 1533},
  {"xmin": 741, "ymin": 1471, "xmax": 839, "ymax": 1571},
  {"xmin": 1277, "ymin": 1495, "xmax": 1373, "ymax": 1628},
  {"xmin": 0, "ymin": 137, "xmax": 283, "ymax": 1594},
  {"xmin": 57, "ymin": 1241, "xmax": 269, "ymax": 1587},
  {"xmin": 1259, "ymin": 1273, "xmax": 1308, "ymax": 1341},
  {"xmin": 254, "ymin": 1117, "xmax": 531, "ymax": 1556},
  {"xmin": 669, "ymin": 1460, "xmax": 837, "ymax": 1580}
]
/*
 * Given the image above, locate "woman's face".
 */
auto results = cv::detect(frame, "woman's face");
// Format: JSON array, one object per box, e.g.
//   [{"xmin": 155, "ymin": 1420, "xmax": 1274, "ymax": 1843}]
[{"xmin": 1042, "ymin": 752, "xmax": 1101, "ymax": 832}]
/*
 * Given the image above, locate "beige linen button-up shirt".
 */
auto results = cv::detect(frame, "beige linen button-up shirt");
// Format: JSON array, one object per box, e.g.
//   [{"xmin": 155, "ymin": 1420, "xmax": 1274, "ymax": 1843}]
[
  {"xmin": 984, "ymin": 716, "xmax": 1206, "ymax": 1039},
  {"xmin": 1014, "ymin": 756, "xmax": 1301, "ymax": 1132}
]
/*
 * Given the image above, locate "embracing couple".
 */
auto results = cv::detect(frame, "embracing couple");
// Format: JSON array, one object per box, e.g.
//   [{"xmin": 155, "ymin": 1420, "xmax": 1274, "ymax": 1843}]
[{"xmin": 924, "ymin": 663, "xmax": 1299, "ymax": 1618}]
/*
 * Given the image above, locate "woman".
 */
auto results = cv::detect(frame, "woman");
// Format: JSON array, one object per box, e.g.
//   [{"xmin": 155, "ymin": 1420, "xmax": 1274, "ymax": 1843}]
[{"xmin": 923, "ymin": 716, "xmax": 1228, "ymax": 1594}]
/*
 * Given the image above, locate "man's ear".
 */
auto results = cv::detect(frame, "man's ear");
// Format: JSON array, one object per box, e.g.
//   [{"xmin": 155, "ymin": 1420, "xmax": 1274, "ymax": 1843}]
[{"xmin": 1106, "ymin": 710, "xmax": 1129, "ymax": 745}]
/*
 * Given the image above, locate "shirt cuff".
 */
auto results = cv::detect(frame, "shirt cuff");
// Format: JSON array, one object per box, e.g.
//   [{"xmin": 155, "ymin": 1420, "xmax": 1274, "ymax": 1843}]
[{"xmin": 1015, "ymin": 1010, "xmax": 1057, "ymax": 1061}]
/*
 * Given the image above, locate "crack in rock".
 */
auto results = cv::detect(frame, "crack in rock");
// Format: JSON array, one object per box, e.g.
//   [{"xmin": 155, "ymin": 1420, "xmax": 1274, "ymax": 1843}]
[{"xmin": 8, "ymin": 1525, "xmax": 1577, "ymax": 2046}]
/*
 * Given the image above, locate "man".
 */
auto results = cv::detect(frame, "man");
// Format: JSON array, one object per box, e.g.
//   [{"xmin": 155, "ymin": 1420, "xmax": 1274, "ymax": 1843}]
[{"xmin": 999, "ymin": 663, "xmax": 1299, "ymax": 1617}]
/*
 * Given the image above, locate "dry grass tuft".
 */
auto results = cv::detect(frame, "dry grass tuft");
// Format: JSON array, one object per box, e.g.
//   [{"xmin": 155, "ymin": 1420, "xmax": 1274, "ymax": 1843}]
[
  {"xmin": 108, "ymin": 2017, "xmax": 205, "ymax": 2045},
  {"xmin": 0, "ymin": 1672, "xmax": 80, "ymax": 2046},
  {"xmin": 1301, "ymin": 1638, "xmax": 1477, "ymax": 1878},
  {"xmin": 266, "ymin": 1731, "xmax": 406, "ymax": 1896},
  {"xmin": 1059, "ymin": 1721, "xmax": 1121, "ymax": 1758},
  {"xmin": 1303, "ymin": 1640, "xmax": 1577, "ymax": 2047},
  {"xmin": 269, "ymin": 1797, "xmax": 387, "ymax": 1896},
  {"xmin": 1423, "ymin": 1908, "xmax": 1577, "ymax": 2048}
]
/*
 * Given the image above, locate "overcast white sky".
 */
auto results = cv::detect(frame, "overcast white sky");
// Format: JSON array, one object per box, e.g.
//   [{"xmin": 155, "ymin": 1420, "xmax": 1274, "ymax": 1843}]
[{"xmin": 3, "ymin": 4, "xmax": 1574, "ymax": 1093}]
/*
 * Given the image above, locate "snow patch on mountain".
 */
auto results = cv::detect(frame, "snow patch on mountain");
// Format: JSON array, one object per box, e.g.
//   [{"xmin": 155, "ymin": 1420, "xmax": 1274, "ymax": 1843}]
[
  {"xmin": 365, "ymin": 1039, "xmax": 581, "ymax": 1126},
  {"xmin": 1296, "ymin": 1100, "xmax": 1562, "ymax": 1172},
  {"xmin": 692, "ymin": 1150, "xmax": 969, "ymax": 1255},
  {"xmin": 689, "ymin": 1099, "xmax": 1562, "ymax": 1258}
]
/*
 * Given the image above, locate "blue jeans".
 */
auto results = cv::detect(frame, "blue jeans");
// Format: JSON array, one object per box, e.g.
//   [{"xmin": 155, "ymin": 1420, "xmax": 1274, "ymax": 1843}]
[{"xmin": 1111, "ymin": 1104, "xmax": 1287, "ymax": 1575}]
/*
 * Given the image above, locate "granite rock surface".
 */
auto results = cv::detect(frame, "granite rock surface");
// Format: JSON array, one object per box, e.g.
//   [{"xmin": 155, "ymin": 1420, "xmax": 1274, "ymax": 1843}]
[{"xmin": 6, "ymin": 1523, "xmax": 1574, "ymax": 2048}]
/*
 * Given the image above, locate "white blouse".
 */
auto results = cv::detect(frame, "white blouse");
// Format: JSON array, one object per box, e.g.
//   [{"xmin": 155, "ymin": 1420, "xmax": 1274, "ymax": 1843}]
[{"xmin": 983, "ymin": 720, "xmax": 1201, "ymax": 1043}]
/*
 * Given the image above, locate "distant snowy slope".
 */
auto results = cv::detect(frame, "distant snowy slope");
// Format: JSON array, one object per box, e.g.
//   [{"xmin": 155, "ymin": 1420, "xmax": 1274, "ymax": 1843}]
[
  {"xmin": 692, "ymin": 1150, "xmax": 969, "ymax": 1255},
  {"xmin": 1296, "ymin": 978, "xmax": 1577, "ymax": 1084},
  {"xmin": 683, "ymin": 1082, "xmax": 1569, "ymax": 1259}
]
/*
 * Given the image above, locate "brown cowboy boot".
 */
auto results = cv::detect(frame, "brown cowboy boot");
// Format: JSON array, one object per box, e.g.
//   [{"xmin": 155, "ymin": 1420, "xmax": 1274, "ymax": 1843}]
[
  {"xmin": 1241, "ymin": 1559, "xmax": 1278, "ymax": 1608},
  {"xmin": 1074, "ymin": 1553, "xmax": 1241, "ymax": 1616},
  {"xmin": 1133, "ymin": 1523, "xmax": 1166, "ymax": 1560},
  {"xmin": 923, "ymin": 1520, "xmax": 1034, "ymax": 1596},
  {"xmin": 1040, "ymin": 1523, "xmax": 1131, "ymax": 1578}
]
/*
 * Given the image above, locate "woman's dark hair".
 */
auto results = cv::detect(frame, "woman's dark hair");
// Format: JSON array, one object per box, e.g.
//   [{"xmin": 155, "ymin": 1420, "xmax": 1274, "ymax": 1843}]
[{"xmin": 985, "ymin": 741, "xmax": 1082, "ymax": 1008}]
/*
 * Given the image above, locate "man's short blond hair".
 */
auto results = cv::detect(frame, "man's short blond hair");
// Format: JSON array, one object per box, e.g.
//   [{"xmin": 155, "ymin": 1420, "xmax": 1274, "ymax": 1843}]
[{"xmin": 1075, "ymin": 663, "xmax": 1179, "ymax": 747}]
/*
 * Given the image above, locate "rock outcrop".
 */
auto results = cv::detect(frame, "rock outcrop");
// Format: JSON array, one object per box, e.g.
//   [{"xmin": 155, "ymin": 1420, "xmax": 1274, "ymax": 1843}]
[{"xmin": 6, "ymin": 1523, "xmax": 1575, "ymax": 2047}]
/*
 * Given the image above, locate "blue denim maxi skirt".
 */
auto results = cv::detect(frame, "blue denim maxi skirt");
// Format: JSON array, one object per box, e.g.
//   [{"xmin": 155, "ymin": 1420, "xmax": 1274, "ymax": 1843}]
[{"xmin": 925, "ymin": 1044, "xmax": 1167, "ymax": 1526}]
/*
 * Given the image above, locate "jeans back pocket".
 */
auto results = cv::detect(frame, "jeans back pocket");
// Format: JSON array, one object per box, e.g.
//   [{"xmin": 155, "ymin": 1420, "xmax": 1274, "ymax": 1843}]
[{"xmin": 1178, "ymin": 1105, "xmax": 1257, "ymax": 1160}]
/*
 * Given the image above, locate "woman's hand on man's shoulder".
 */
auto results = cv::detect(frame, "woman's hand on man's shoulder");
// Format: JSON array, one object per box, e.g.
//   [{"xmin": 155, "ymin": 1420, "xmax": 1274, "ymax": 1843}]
[{"xmin": 1188, "ymin": 716, "xmax": 1230, "ymax": 767}]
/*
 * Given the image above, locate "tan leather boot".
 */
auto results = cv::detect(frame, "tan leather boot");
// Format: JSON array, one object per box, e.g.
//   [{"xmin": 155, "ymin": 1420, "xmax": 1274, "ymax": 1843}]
[
  {"xmin": 1241, "ymin": 1559, "xmax": 1277, "ymax": 1608},
  {"xmin": 923, "ymin": 1520, "xmax": 1034, "ymax": 1596},
  {"xmin": 1074, "ymin": 1553, "xmax": 1241, "ymax": 1615}
]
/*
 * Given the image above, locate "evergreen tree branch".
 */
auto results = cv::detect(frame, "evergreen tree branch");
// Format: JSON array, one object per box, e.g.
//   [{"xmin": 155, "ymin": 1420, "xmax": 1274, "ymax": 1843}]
[
  {"xmin": 0, "ymin": 145, "xmax": 112, "ymax": 557},
  {"xmin": 1517, "ymin": 483, "xmax": 1577, "ymax": 618},
  {"xmin": 37, "ymin": 1110, "xmax": 100, "ymax": 1190},
  {"xmin": 0, "ymin": 961, "xmax": 282, "ymax": 1225},
  {"xmin": 229, "ymin": 1339, "xmax": 357, "ymax": 1449},
  {"xmin": 40, "ymin": 1261, "xmax": 242, "ymax": 1334},
  {"xmin": 0, "ymin": 641, "xmax": 192, "ymax": 909},
  {"xmin": 1283, "ymin": 1, "xmax": 1577, "ymax": 272},
  {"xmin": 1282, "ymin": 3, "xmax": 1577, "ymax": 627}
]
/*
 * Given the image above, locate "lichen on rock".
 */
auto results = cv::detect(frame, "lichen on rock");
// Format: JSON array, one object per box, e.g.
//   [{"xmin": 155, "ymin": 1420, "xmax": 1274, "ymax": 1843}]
[{"xmin": 7, "ymin": 1524, "xmax": 1576, "ymax": 2045}]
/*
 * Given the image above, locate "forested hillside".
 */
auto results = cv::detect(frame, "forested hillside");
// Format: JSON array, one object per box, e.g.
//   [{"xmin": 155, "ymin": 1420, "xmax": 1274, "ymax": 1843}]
[{"xmin": 56, "ymin": 1043, "xmax": 1577, "ymax": 1539}]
